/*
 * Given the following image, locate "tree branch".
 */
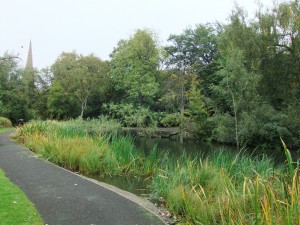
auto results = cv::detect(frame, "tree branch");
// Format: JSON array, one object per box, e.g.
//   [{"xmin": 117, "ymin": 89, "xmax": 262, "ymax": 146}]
[{"xmin": 0, "ymin": 54, "xmax": 21, "ymax": 62}]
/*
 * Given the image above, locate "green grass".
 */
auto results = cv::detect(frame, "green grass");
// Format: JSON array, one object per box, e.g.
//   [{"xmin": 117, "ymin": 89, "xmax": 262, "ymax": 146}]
[
  {"xmin": 0, "ymin": 169, "xmax": 43, "ymax": 225},
  {"xmin": 0, "ymin": 127, "xmax": 14, "ymax": 133},
  {"xmin": 13, "ymin": 120, "xmax": 300, "ymax": 224}
]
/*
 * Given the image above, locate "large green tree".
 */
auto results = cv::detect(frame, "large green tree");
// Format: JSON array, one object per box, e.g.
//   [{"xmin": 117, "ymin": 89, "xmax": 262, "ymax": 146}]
[
  {"xmin": 210, "ymin": 48, "xmax": 261, "ymax": 149},
  {"xmin": 165, "ymin": 23, "xmax": 221, "ymax": 97},
  {"xmin": 257, "ymin": 0, "xmax": 300, "ymax": 109},
  {"xmin": 0, "ymin": 54, "xmax": 31, "ymax": 123},
  {"xmin": 163, "ymin": 24, "xmax": 219, "ymax": 134},
  {"xmin": 208, "ymin": 2, "xmax": 298, "ymax": 149},
  {"xmin": 51, "ymin": 52, "xmax": 109, "ymax": 118},
  {"xmin": 110, "ymin": 29, "xmax": 160, "ymax": 106}
]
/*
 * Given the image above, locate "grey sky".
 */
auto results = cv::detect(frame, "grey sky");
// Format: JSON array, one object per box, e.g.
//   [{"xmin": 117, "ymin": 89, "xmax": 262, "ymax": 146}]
[{"xmin": 1, "ymin": 0, "xmax": 275, "ymax": 69}]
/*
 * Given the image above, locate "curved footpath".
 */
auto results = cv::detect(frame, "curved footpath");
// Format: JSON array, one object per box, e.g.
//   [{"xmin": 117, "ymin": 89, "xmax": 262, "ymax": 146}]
[{"xmin": 0, "ymin": 131, "xmax": 166, "ymax": 225}]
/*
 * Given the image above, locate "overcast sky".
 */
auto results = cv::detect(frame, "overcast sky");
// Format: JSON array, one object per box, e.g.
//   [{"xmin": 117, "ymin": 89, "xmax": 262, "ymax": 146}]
[{"xmin": 1, "ymin": 0, "xmax": 276, "ymax": 69}]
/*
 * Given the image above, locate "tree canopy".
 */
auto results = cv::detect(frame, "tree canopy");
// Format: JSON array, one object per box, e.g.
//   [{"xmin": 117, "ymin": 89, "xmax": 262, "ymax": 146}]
[{"xmin": 110, "ymin": 29, "xmax": 160, "ymax": 106}]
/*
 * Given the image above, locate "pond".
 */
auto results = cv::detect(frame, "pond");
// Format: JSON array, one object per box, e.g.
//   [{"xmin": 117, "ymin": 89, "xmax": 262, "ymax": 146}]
[{"xmin": 91, "ymin": 135, "xmax": 235, "ymax": 197}]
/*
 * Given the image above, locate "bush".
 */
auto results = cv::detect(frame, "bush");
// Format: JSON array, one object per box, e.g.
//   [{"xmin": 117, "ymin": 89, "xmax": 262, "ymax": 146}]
[
  {"xmin": 0, "ymin": 117, "xmax": 12, "ymax": 128},
  {"xmin": 102, "ymin": 103, "xmax": 157, "ymax": 128},
  {"xmin": 160, "ymin": 113, "xmax": 181, "ymax": 127}
]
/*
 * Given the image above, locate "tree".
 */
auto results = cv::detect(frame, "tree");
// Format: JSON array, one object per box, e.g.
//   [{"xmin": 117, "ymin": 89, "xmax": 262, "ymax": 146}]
[
  {"xmin": 165, "ymin": 23, "xmax": 221, "ymax": 97},
  {"xmin": 164, "ymin": 23, "xmax": 220, "ymax": 133},
  {"xmin": 156, "ymin": 70, "xmax": 182, "ymax": 113},
  {"xmin": 256, "ymin": 0, "xmax": 300, "ymax": 108},
  {"xmin": 211, "ymin": 48, "xmax": 261, "ymax": 150},
  {"xmin": 47, "ymin": 81, "xmax": 80, "ymax": 119},
  {"xmin": 0, "ymin": 54, "xmax": 31, "ymax": 123},
  {"xmin": 186, "ymin": 75, "xmax": 207, "ymax": 123},
  {"xmin": 51, "ymin": 52, "xmax": 109, "ymax": 118},
  {"xmin": 33, "ymin": 67, "xmax": 53, "ymax": 119},
  {"xmin": 110, "ymin": 29, "xmax": 160, "ymax": 106}
]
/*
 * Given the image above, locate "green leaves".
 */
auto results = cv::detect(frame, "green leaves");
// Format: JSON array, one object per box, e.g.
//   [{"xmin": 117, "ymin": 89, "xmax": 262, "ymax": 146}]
[
  {"xmin": 0, "ymin": 56, "xmax": 32, "ymax": 123},
  {"xmin": 50, "ymin": 52, "xmax": 109, "ymax": 118},
  {"xmin": 110, "ymin": 29, "xmax": 160, "ymax": 106}
]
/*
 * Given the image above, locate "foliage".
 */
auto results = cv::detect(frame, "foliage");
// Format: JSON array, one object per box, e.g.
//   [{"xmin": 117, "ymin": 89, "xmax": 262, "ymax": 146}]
[
  {"xmin": 257, "ymin": 0, "xmax": 300, "ymax": 109},
  {"xmin": 0, "ymin": 54, "xmax": 32, "ymax": 124},
  {"xmin": 51, "ymin": 52, "xmax": 109, "ymax": 118},
  {"xmin": 0, "ymin": 169, "xmax": 43, "ymax": 225},
  {"xmin": 0, "ymin": 116, "xmax": 12, "ymax": 128},
  {"xmin": 110, "ymin": 29, "xmax": 160, "ymax": 106},
  {"xmin": 156, "ymin": 71, "xmax": 182, "ymax": 113},
  {"xmin": 103, "ymin": 103, "xmax": 157, "ymax": 128},
  {"xmin": 33, "ymin": 67, "xmax": 52, "ymax": 119},
  {"xmin": 160, "ymin": 113, "xmax": 181, "ymax": 127},
  {"xmin": 47, "ymin": 81, "xmax": 80, "ymax": 119},
  {"xmin": 64, "ymin": 116, "xmax": 122, "ymax": 134},
  {"xmin": 165, "ymin": 23, "xmax": 221, "ymax": 96},
  {"xmin": 210, "ymin": 48, "xmax": 262, "ymax": 149},
  {"xmin": 285, "ymin": 102, "xmax": 300, "ymax": 147}
]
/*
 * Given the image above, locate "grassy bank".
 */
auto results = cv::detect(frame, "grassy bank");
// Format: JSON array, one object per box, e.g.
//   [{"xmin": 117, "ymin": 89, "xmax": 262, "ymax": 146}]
[
  {"xmin": 13, "ymin": 120, "xmax": 299, "ymax": 224},
  {"xmin": 0, "ymin": 169, "xmax": 43, "ymax": 225},
  {"xmin": 13, "ymin": 120, "xmax": 158, "ymax": 176}
]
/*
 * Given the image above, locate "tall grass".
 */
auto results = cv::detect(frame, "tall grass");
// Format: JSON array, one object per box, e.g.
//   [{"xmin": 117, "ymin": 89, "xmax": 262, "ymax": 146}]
[
  {"xmin": 151, "ymin": 148, "xmax": 299, "ymax": 224},
  {"xmin": 13, "ymin": 120, "xmax": 299, "ymax": 224},
  {"xmin": 14, "ymin": 120, "xmax": 130, "ymax": 175}
]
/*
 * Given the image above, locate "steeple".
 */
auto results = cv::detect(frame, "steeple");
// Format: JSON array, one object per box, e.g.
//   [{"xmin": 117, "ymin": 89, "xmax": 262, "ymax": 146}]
[
  {"xmin": 25, "ymin": 40, "xmax": 33, "ymax": 69},
  {"xmin": 23, "ymin": 40, "xmax": 34, "ymax": 84}
]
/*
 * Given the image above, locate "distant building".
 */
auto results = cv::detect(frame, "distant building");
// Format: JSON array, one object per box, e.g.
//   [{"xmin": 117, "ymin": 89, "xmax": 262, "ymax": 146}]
[
  {"xmin": 25, "ymin": 40, "xmax": 33, "ymax": 69},
  {"xmin": 23, "ymin": 40, "xmax": 34, "ymax": 83}
]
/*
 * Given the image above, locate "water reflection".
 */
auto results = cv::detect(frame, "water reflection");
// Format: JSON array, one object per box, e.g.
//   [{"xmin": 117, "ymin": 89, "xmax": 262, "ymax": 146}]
[
  {"xmin": 88, "ymin": 174, "xmax": 151, "ymax": 197},
  {"xmin": 134, "ymin": 137, "xmax": 234, "ymax": 157}
]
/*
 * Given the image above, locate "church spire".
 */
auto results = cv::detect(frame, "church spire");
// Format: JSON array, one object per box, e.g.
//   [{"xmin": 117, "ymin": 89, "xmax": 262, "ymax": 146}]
[{"xmin": 25, "ymin": 40, "xmax": 33, "ymax": 69}]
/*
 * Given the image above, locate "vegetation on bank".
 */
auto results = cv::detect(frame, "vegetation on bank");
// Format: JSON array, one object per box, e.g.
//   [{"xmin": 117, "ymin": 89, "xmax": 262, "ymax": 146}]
[
  {"xmin": 0, "ymin": 116, "xmax": 12, "ymax": 128},
  {"xmin": 0, "ymin": 117, "xmax": 13, "ymax": 133},
  {"xmin": 13, "ymin": 120, "xmax": 300, "ymax": 224},
  {"xmin": 0, "ymin": 169, "xmax": 43, "ymax": 225}
]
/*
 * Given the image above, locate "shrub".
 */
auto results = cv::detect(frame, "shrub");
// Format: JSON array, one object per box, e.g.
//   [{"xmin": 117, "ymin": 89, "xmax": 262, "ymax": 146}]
[
  {"xmin": 0, "ymin": 116, "xmax": 12, "ymax": 128},
  {"xmin": 102, "ymin": 103, "xmax": 157, "ymax": 128},
  {"xmin": 160, "ymin": 113, "xmax": 181, "ymax": 127}
]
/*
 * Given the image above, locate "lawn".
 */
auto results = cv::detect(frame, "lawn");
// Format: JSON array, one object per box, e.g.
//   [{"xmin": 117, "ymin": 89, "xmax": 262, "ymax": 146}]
[{"xmin": 0, "ymin": 169, "xmax": 43, "ymax": 225}]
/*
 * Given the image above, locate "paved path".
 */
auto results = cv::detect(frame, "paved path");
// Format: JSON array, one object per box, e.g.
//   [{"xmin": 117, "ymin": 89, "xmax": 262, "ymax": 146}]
[{"xmin": 0, "ymin": 131, "xmax": 165, "ymax": 225}]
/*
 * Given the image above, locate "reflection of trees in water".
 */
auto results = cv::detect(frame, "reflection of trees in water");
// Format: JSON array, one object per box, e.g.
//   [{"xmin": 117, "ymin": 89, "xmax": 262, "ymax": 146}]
[
  {"xmin": 122, "ymin": 129, "xmax": 298, "ymax": 163},
  {"xmin": 134, "ymin": 136, "xmax": 234, "ymax": 157}
]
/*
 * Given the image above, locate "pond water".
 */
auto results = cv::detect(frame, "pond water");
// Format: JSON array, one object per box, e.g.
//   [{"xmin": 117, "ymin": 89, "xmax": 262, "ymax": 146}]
[
  {"xmin": 92, "ymin": 136, "xmax": 235, "ymax": 197},
  {"xmin": 90, "ymin": 130, "xmax": 298, "ymax": 198}
]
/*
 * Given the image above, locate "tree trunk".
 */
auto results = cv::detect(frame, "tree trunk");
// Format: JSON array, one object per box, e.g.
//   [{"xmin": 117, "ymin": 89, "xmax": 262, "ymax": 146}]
[
  {"xmin": 80, "ymin": 97, "xmax": 88, "ymax": 119},
  {"xmin": 230, "ymin": 91, "xmax": 239, "ymax": 150},
  {"xmin": 233, "ymin": 103, "xmax": 239, "ymax": 150},
  {"xmin": 179, "ymin": 74, "xmax": 185, "ymax": 144}
]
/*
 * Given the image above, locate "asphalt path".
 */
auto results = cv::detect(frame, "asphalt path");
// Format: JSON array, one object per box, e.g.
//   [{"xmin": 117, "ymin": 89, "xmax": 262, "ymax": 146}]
[{"xmin": 0, "ymin": 131, "xmax": 165, "ymax": 225}]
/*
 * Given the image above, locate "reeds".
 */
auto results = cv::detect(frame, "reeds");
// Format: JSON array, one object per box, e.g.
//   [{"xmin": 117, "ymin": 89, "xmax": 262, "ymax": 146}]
[
  {"xmin": 13, "ymin": 120, "xmax": 299, "ymax": 224},
  {"xmin": 151, "ymin": 147, "xmax": 299, "ymax": 224}
]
